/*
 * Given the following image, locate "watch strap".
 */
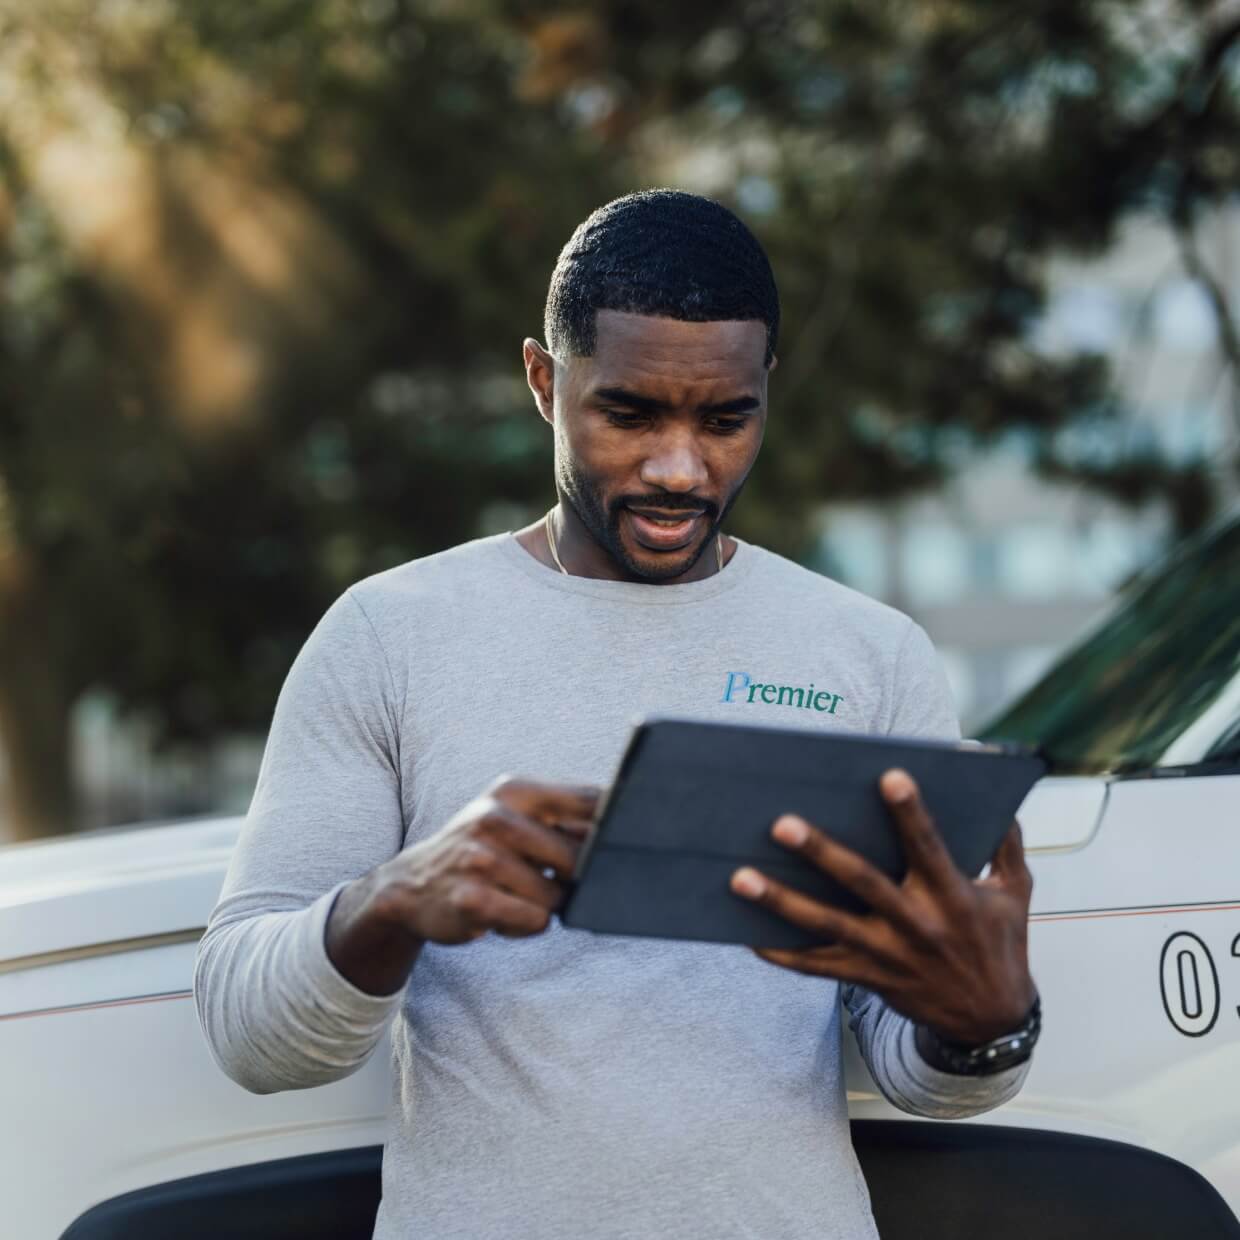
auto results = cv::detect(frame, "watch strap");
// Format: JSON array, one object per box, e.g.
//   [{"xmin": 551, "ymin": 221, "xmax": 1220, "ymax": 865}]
[{"xmin": 915, "ymin": 995, "xmax": 1041, "ymax": 1077}]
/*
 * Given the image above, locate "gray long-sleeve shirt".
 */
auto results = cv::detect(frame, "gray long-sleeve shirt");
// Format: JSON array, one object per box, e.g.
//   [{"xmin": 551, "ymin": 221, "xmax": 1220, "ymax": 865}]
[{"xmin": 194, "ymin": 533, "xmax": 1028, "ymax": 1239}]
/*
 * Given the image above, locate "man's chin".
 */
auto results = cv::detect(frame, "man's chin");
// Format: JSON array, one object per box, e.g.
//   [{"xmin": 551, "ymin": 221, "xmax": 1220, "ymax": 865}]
[{"xmin": 615, "ymin": 532, "xmax": 713, "ymax": 582}]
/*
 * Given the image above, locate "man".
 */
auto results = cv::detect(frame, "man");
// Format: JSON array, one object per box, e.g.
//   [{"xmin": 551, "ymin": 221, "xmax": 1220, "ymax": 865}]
[{"xmin": 194, "ymin": 189, "xmax": 1039, "ymax": 1239}]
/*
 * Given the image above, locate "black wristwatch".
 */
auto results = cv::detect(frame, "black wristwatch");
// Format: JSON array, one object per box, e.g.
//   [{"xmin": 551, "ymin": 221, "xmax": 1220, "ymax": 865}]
[{"xmin": 914, "ymin": 995, "xmax": 1041, "ymax": 1077}]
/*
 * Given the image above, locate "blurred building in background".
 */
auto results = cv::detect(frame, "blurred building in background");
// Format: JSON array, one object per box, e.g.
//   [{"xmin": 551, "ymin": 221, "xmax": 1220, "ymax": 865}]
[
  {"xmin": 819, "ymin": 464, "xmax": 1168, "ymax": 730},
  {"xmin": 70, "ymin": 697, "xmax": 265, "ymax": 834},
  {"xmin": 821, "ymin": 208, "xmax": 1239, "ymax": 729}
]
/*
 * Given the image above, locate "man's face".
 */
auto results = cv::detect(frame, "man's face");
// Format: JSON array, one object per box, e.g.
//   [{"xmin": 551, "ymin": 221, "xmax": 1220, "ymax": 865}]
[{"xmin": 527, "ymin": 310, "xmax": 771, "ymax": 582}]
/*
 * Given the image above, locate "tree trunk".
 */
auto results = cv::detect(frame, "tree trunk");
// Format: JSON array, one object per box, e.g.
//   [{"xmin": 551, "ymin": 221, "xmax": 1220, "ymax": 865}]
[{"xmin": 0, "ymin": 550, "xmax": 76, "ymax": 842}]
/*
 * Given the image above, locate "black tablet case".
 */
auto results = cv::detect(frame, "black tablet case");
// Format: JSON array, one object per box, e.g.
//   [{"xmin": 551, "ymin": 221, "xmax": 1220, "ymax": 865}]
[{"xmin": 561, "ymin": 718, "xmax": 1046, "ymax": 949}]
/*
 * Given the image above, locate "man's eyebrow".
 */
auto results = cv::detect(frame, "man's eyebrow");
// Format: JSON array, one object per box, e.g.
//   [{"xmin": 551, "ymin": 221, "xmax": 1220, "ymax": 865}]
[
  {"xmin": 592, "ymin": 387, "xmax": 761, "ymax": 416},
  {"xmin": 592, "ymin": 386, "xmax": 671, "ymax": 413},
  {"xmin": 698, "ymin": 395, "xmax": 761, "ymax": 415}
]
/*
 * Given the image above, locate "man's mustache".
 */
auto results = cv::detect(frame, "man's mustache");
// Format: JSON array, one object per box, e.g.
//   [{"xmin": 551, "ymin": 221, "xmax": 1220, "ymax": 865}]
[{"xmin": 612, "ymin": 495, "xmax": 718, "ymax": 519}]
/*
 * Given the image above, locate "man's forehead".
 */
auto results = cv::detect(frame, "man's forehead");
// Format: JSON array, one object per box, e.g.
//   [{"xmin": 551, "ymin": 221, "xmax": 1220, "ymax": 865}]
[{"xmin": 566, "ymin": 310, "xmax": 768, "ymax": 382}]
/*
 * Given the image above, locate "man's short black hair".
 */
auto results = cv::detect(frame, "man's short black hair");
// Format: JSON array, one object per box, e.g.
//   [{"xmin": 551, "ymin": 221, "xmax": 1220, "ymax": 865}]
[{"xmin": 544, "ymin": 189, "xmax": 779, "ymax": 366}]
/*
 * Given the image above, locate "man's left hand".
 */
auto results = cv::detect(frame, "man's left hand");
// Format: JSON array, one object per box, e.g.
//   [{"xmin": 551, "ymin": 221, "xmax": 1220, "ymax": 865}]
[{"xmin": 730, "ymin": 768, "xmax": 1036, "ymax": 1046}]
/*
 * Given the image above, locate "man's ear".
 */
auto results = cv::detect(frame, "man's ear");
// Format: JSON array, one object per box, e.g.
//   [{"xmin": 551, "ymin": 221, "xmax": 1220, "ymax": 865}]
[{"xmin": 523, "ymin": 339, "xmax": 556, "ymax": 425}]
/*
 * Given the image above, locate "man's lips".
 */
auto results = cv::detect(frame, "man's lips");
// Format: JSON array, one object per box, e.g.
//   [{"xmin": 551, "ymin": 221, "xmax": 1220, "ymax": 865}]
[{"xmin": 623, "ymin": 506, "xmax": 708, "ymax": 551}]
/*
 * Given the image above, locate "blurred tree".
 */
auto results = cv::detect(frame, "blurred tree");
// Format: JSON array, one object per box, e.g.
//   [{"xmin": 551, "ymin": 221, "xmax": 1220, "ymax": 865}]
[
  {"xmin": 503, "ymin": 0, "xmax": 1240, "ymax": 539},
  {"xmin": 0, "ymin": 0, "xmax": 616, "ymax": 838},
  {"xmin": 0, "ymin": 0, "xmax": 1238, "ymax": 837}
]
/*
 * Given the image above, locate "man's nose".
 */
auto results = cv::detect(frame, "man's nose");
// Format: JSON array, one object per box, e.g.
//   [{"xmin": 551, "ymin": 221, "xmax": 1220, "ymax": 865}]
[{"xmin": 639, "ymin": 427, "xmax": 709, "ymax": 494}]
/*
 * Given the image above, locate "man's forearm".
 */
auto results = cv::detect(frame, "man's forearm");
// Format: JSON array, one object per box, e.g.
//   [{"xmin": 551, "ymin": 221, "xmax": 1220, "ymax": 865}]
[
  {"xmin": 194, "ymin": 880, "xmax": 407, "ymax": 1095},
  {"xmin": 195, "ymin": 779, "xmax": 594, "ymax": 1095}
]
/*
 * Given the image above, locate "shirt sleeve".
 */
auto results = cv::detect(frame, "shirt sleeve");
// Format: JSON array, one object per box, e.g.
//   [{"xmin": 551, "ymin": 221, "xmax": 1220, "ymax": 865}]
[
  {"xmin": 842, "ymin": 986, "xmax": 1029, "ymax": 1118},
  {"xmin": 842, "ymin": 616, "xmax": 1030, "ymax": 1117},
  {"xmin": 885, "ymin": 618, "xmax": 961, "ymax": 741},
  {"xmin": 193, "ymin": 589, "xmax": 409, "ymax": 1094}
]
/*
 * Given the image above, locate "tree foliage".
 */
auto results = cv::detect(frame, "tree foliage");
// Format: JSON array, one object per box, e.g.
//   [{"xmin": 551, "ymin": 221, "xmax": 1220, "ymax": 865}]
[{"xmin": 1, "ymin": 0, "xmax": 1238, "ymax": 836}]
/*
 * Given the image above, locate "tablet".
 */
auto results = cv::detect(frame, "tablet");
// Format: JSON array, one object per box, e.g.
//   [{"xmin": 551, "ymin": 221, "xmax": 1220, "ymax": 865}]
[{"xmin": 560, "ymin": 717, "xmax": 1046, "ymax": 949}]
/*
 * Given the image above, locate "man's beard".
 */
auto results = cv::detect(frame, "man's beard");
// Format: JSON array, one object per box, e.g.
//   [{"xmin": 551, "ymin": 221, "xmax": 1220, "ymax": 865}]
[{"xmin": 554, "ymin": 452, "xmax": 743, "ymax": 582}]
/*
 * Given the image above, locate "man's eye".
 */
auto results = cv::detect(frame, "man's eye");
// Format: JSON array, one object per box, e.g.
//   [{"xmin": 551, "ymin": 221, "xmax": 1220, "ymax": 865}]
[
  {"xmin": 707, "ymin": 417, "xmax": 748, "ymax": 435},
  {"xmin": 602, "ymin": 410, "xmax": 651, "ymax": 429}
]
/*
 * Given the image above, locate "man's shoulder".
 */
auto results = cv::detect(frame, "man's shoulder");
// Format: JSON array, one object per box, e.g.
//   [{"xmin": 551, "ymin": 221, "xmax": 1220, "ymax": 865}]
[
  {"xmin": 346, "ymin": 533, "xmax": 509, "ymax": 615},
  {"xmin": 745, "ymin": 541, "xmax": 916, "ymax": 642}
]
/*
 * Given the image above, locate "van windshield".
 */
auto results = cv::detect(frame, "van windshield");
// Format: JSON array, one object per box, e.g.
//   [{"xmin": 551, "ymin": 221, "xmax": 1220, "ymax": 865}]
[{"xmin": 981, "ymin": 511, "xmax": 1240, "ymax": 775}]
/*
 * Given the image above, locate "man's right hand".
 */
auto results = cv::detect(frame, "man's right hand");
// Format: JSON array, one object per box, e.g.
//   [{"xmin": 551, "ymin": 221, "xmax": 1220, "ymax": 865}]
[{"xmin": 325, "ymin": 778, "xmax": 600, "ymax": 995}]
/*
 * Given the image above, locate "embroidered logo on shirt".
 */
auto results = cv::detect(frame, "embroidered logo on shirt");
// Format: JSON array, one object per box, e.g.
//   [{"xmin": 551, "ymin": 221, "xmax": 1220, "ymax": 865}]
[{"xmin": 720, "ymin": 671, "xmax": 844, "ymax": 714}]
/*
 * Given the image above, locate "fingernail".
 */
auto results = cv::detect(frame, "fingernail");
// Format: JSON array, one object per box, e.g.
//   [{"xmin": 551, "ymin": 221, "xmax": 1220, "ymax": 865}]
[
  {"xmin": 732, "ymin": 868, "xmax": 766, "ymax": 898},
  {"xmin": 882, "ymin": 768, "xmax": 914, "ymax": 799},
  {"xmin": 773, "ymin": 816, "xmax": 809, "ymax": 846}
]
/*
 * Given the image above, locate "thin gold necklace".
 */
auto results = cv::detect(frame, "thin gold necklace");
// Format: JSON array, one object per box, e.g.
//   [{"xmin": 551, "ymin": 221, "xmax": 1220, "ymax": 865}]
[{"xmin": 544, "ymin": 510, "xmax": 723, "ymax": 575}]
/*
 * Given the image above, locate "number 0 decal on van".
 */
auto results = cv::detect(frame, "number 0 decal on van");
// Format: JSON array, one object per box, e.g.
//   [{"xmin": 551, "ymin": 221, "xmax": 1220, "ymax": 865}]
[{"xmin": 1160, "ymin": 932, "xmax": 1221, "ymax": 1038}]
